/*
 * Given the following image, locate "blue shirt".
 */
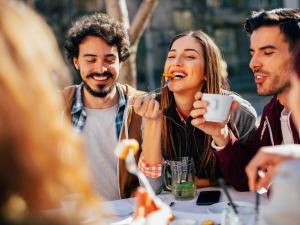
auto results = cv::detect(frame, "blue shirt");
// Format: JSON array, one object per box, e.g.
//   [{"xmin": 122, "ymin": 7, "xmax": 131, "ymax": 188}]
[{"xmin": 70, "ymin": 83, "xmax": 126, "ymax": 138}]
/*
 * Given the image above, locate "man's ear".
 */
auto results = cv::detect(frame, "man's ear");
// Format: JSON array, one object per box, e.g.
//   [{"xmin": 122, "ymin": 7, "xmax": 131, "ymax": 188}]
[{"xmin": 73, "ymin": 57, "xmax": 79, "ymax": 70}]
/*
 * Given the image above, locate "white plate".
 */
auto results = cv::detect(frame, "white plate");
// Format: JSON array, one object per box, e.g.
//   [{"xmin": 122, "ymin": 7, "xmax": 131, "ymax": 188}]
[
  {"xmin": 172, "ymin": 211, "xmax": 222, "ymax": 224},
  {"xmin": 207, "ymin": 201, "xmax": 254, "ymax": 214}
]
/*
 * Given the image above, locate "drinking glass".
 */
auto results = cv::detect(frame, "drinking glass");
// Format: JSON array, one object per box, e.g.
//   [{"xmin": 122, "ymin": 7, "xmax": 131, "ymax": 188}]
[{"xmin": 163, "ymin": 157, "xmax": 196, "ymax": 200}]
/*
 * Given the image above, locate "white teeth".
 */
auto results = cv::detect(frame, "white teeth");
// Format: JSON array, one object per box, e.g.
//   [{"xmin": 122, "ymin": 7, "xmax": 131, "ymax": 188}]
[
  {"xmin": 257, "ymin": 75, "xmax": 262, "ymax": 79},
  {"xmin": 93, "ymin": 76, "xmax": 108, "ymax": 81},
  {"xmin": 174, "ymin": 77, "xmax": 181, "ymax": 80},
  {"xmin": 173, "ymin": 72, "xmax": 185, "ymax": 77}
]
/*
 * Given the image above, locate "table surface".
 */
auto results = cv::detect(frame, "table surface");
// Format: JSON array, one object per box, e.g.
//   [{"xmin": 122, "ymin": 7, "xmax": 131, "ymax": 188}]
[{"xmin": 103, "ymin": 187, "xmax": 268, "ymax": 224}]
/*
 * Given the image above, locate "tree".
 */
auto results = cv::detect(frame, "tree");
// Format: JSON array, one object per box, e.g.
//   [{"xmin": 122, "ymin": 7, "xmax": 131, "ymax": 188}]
[{"xmin": 105, "ymin": 0, "xmax": 159, "ymax": 87}]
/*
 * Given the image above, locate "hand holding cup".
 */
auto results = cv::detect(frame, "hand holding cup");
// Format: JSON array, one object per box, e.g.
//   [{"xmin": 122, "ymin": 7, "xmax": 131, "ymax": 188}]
[{"xmin": 190, "ymin": 92, "xmax": 239, "ymax": 147}]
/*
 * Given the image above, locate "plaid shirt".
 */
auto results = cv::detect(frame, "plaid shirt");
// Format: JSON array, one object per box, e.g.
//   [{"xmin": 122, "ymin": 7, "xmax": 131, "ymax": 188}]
[
  {"xmin": 138, "ymin": 154, "xmax": 164, "ymax": 179},
  {"xmin": 71, "ymin": 83, "xmax": 126, "ymax": 138}
]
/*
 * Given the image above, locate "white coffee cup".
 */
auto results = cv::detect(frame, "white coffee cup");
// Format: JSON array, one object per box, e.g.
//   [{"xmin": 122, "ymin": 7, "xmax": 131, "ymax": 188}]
[{"xmin": 201, "ymin": 93, "xmax": 233, "ymax": 123}]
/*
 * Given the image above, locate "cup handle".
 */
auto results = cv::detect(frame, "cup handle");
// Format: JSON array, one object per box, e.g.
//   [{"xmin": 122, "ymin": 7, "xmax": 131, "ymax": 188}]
[{"xmin": 162, "ymin": 161, "xmax": 172, "ymax": 191}]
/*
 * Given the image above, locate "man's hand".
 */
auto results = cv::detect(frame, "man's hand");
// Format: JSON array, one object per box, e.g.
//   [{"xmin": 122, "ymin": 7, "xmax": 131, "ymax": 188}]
[{"xmin": 246, "ymin": 147, "xmax": 293, "ymax": 191}]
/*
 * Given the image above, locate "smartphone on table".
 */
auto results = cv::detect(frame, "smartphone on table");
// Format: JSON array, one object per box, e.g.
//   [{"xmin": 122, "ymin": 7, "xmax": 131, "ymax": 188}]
[{"xmin": 196, "ymin": 190, "xmax": 221, "ymax": 205}]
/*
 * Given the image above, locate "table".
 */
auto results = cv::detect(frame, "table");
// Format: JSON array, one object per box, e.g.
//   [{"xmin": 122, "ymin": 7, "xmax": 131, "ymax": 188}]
[{"xmin": 103, "ymin": 187, "xmax": 268, "ymax": 224}]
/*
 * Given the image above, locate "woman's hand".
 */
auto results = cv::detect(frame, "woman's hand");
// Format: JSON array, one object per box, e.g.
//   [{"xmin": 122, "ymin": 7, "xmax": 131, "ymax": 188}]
[
  {"xmin": 129, "ymin": 94, "xmax": 163, "ymax": 165},
  {"xmin": 129, "ymin": 94, "xmax": 161, "ymax": 121},
  {"xmin": 190, "ymin": 92, "xmax": 238, "ymax": 147}
]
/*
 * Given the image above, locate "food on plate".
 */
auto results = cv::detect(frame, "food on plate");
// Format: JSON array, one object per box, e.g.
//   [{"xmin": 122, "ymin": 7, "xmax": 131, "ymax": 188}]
[
  {"xmin": 201, "ymin": 219, "xmax": 214, "ymax": 225},
  {"xmin": 115, "ymin": 139, "xmax": 139, "ymax": 160},
  {"xmin": 168, "ymin": 213, "xmax": 175, "ymax": 221}
]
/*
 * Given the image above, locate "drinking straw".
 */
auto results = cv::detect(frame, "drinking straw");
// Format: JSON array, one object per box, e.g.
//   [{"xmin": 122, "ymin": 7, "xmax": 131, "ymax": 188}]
[
  {"xmin": 218, "ymin": 178, "xmax": 238, "ymax": 214},
  {"xmin": 255, "ymin": 168, "xmax": 261, "ymax": 215}
]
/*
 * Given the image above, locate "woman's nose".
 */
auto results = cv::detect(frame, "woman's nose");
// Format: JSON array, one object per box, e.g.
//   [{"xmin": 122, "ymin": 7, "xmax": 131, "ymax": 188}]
[{"xmin": 174, "ymin": 55, "xmax": 183, "ymax": 66}]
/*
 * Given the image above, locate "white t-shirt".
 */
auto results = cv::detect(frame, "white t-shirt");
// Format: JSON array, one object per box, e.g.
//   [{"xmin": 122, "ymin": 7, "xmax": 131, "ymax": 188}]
[
  {"xmin": 82, "ymin": 105, "xmax": 119, "ymax": 200},
  {"xmin": 280, "ymin": 109, "xmax": 294, "ymax": 144}
]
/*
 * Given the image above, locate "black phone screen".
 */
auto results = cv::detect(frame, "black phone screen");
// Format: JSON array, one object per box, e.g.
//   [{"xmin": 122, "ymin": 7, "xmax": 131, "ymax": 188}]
[{"xmin": 196, "ymin": 190, "xmax": 221, "ymax": 205}]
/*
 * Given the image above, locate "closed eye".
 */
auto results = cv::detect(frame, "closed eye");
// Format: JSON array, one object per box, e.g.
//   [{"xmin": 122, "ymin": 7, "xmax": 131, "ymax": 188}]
[
  {"xmin": 185, "ymin": 55, "xmax": 196, "ymax": 59},
  {"xmin": 167, "ymin": 55, "xmax": 176, "ymax": 59},
  {"xmin": 86, "ymin": 59, "xmax": 96, "ymax": 63},
  {"xmin": 264, "ymin": 51, "xmax": 274, "ymax": 56}
]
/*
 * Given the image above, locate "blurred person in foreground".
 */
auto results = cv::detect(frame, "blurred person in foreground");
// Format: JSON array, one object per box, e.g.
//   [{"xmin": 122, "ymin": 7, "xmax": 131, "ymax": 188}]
[
  {"xmin": 192, "ymin": 8, "xmax": 300, "ymax": 191},
  {"xmin": 245, "ymin": 42, "xmax": 300, "ymax": 225},
  {"xmin": 0, "ymin": 1, "xmax": 170, "ymax": 224},
  {"xmin": 0, "ymin": 1, "xmax": 102, "ymax": 224},
  {"xmin": 63, "ymin": 13, "xmax": 144, "ymax": 200}
]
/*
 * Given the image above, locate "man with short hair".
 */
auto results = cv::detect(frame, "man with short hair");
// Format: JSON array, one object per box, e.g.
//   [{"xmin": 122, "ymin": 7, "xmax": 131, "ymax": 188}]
[
  {"xmin": 63, "ymin": 13, "xmax": 143, "ymax": 200},
  {"xmin": 205, "ymin": 8, "xmax": 300, "ymax": 190}
]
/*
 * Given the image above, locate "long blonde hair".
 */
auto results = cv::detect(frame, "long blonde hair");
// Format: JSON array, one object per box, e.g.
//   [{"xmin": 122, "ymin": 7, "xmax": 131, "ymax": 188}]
[
  {"xmin": 161, "ymin": 30, "xmax": 222, "ymax": 178},
  {"xmin": 0, "ymin": 0, "xmax": 97, "ymax": 214}
]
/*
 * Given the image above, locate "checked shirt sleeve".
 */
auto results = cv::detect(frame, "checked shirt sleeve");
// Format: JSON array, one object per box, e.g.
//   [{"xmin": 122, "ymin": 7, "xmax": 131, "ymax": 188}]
[{"xmin": 138, "ymin": 154, "xmax": 164, "ymax": 179}]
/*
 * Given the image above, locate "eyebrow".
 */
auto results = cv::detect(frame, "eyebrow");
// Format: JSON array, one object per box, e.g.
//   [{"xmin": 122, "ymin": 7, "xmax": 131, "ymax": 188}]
[
  {"xmin": 83, "ymin": 54, "xmax": 97, "ymax": 57},
  {"xmin": 83, "ymin": 53, "xmax": 117, "ymax": 58},
  {"xmin": 169, "ymin": 49, "xmax": 201, "ymax": 54},
  {"xmin": 249, "ymin": 45, "xmax": 276, "ymax": 52}
]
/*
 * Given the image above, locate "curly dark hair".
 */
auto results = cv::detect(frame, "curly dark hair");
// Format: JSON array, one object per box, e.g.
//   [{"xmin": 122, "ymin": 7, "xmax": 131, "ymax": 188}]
[
  {"xmin": 64, "ymin": 12, "xmax": 130, "ymax": 63},
  {"xmin": 244, "ymin": 8, "xmax": 300, "ymax": 51}
]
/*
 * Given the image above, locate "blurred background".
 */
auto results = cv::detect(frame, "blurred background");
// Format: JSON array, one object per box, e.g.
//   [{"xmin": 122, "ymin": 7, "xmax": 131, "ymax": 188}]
[{"xmin": 22, "ymin": 0, "xmax": 300, "ymax": 115}]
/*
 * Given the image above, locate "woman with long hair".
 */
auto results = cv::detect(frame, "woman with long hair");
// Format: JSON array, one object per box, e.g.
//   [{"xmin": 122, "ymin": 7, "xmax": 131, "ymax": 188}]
[{"xmin": 131, "ymin": 30, "xmax": 257, "ymax": 191}]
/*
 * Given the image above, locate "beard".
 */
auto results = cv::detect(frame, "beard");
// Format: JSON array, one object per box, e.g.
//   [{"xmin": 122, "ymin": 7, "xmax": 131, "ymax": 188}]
[
  {"xmin": 83, "ymin": 81, "xmax": 115, "ymax": 98},
  {"xmin": 83, "ymin": 71, "xmax": 115, "ymax": 98},
  {"xmin": 257, "ymin": 77, "xmax": 290, "ymax": 96}
]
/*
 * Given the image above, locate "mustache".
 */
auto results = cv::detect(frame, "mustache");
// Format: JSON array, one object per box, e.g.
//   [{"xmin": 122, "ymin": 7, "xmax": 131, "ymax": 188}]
[
  {"xmin": 87, "ymin": 71, "xmax": 113, "ymax": 78},
  {"xmin": 253, "ymin": 69, "xmax": 270, "ymax": 75}
]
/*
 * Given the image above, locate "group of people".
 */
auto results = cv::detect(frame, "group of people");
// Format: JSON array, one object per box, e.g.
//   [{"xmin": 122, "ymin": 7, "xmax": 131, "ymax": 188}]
[{"xmin": 1, "ymin": 0, "xmax": 300, "ymax": 224}]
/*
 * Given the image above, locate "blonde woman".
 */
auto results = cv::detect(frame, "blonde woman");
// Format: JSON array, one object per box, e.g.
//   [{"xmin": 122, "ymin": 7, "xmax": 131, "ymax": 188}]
[
  {"xmin": 131, "ymin": 30, "xmax": 257, "ymax": 192},
  {"xmin": 0, "ymin": 1, "xmax": 101, "ymax": 224}
]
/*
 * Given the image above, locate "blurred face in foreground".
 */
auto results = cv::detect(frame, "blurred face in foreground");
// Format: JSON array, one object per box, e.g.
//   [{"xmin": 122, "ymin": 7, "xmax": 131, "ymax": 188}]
[
  {"xmin": 249, "ymin": 26, "xmax": 293, "ymax": 97},
  {"xmin": 164, "ymin": 36, "xmax": 206, "ymax": 96}
]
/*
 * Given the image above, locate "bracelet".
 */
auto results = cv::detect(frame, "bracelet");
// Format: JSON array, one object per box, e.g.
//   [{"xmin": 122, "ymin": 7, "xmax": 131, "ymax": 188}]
[{"xmin": 211, "ymin": 139, "xmax": 226, "ymax": 151}]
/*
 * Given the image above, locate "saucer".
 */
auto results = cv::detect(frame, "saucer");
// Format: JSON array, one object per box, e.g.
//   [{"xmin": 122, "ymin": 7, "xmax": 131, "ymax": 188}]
[{"xmin": 207, "ymin": 201, "xmax": 254, "ymax": 214}]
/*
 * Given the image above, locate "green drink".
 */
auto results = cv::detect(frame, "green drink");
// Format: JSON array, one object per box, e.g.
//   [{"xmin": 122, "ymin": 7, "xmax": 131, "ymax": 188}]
[
  {"xmin": 163, "ymin": 157, "xmax": 196, "ymax": 200},
  {"xmin": 172, "ymin": 180, "xmax": 196, "ymax": 200}
]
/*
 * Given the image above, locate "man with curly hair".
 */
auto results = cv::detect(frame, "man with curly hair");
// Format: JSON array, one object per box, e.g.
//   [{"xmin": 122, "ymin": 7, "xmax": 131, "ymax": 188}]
[{"xmin": 63, "ymin": 13, "xmax": 144, "ymax": 200}]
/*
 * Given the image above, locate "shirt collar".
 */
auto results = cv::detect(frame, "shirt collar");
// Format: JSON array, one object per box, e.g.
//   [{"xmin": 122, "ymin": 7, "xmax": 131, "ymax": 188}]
[
  {"xmin": 116, "ymin": 83, "xmax": 127, "ymax": 109},
  {"xmin": 71, "ymin": 83, "xmax": 126, "ymax": 114},
  {"xmin": 71, "ymin": 83, "xmax": 84, "ymax": 114}
]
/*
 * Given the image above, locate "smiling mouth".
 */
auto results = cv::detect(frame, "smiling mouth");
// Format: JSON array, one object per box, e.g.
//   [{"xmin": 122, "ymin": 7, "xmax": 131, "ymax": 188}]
[
  {"xmin": 93, "ymin": 75, "xmax": 109, "ymax": 81},
  {"xmin": 170, "ymin": 72, "xmax": 186, "ymax": 80},
  {"xmin": 88, "ymin": 74, "xmax": 111, "ymax": 82}
]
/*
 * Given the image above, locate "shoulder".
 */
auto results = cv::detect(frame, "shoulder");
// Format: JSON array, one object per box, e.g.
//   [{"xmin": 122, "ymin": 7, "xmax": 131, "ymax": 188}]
[
  {"xmin": 223, "ymin": 90, "xmax": 257, "ymax": 119},
  {"xmin": 62, "ymin": 85, "xmax": 77, "ymax": 99},
  {"xmin": 261, "ymin": 96, "xmax": 280, "ymax": 115},
  {"xmin": 118, "ymin": 83, "xmax": 145, "ymax": 97},
  {"xmin": 61, "ymin": 85, "xmax": 78, "ymax": 112}
]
